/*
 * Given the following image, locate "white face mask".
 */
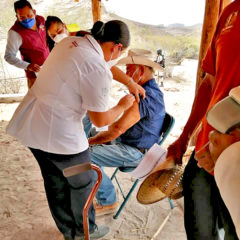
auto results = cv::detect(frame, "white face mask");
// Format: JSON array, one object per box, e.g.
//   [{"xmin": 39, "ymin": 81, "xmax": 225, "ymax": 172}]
[
  {"xmin": 131, "ymin": 67, "xmax": 139, "ymax": 79},
  {"xmin": 53, "ymin": 32, "xmax": 69, "ymax": 43},
  {"xmin": 107, "ymin": 59, "xmax": 119, "ymax": 68},
  {"xmin": 107, "ymin": 47, "xmax": 121, "ymax": 69},
  {"xmin": 130, "ymin": 66, "xmax": 142, "ymax": 83}
]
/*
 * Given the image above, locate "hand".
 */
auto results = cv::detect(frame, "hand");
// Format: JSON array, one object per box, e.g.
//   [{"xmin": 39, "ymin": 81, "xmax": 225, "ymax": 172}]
[
  {"xmin": 152, "ymin": 156, "xmax": 175, "ymax": 174},
  {"xmin": 118, "ymin": 94, "xmax": 135, "ymax": 111},
  {"xmin": 167, "ymin": 135, "xmax": 189, "ymax": 164},
  {"xmin": 208, "ymin": 129, "xmax": 240, "ymax": 163},
  {"xmin": 27, "ymin": 63, "xmax": 41, "ymax": 72},
  {"xmin": 127, "ymin": 81, "xmax": 146, "ymax": 103},
  {"xmin": 195, "ymin": 142, "xmax": 215, "ymax": 173},
  {"xmin": 88, "ymin": 137, "xmax": 94, "ymax": 145}
]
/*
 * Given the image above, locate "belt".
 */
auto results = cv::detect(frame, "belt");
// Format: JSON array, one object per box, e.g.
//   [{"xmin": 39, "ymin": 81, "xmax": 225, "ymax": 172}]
[{"xmin": 137, "ymin": 148, "xmax": 147, "ymax": 154}]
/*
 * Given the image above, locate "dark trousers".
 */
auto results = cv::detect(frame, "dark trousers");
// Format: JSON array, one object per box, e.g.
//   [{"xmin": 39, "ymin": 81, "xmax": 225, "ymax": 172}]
[
  {"xmin": 183, "ymin": 151, "xmax": 238, "ymax": 240},
  {"xmin": 30, "ymin": 148, "xmax": 95, "ymax": 239}
]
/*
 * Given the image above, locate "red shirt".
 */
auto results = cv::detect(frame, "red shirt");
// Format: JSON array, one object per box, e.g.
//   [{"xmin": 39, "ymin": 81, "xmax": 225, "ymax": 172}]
[
  {"xmin": 196, "ymin": 1, "xmax": 240, "ymax": 151},
  {"xmin": 11, "ymin": 15, "xmax": 49, "ymax": 79}
]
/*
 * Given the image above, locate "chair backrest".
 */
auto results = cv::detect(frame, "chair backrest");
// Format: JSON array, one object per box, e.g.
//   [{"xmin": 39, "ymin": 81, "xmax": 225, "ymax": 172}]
[{"xmin": 158, "ymin": 112, "xmax": 175, "ymax": 145}]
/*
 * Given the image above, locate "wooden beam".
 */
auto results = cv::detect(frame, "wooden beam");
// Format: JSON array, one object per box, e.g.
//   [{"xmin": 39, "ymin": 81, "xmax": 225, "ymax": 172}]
[
  {"xmin": 0, "ymin": 93, "xmax": 24, "ymax": 103},
  {"xmin": 195, "ymin": 0, "xmax": 232, "ymax": 92},
  {"xmin": 195, "ymin": 0, "xmax": 220, "ymax": 92},
  {"xmin": 91, "ymin": 0, "xmax": 102, "ymax": 23},
  {"xmin": 219, "ymin": 0, "xmax": 232, "ymax": 15}
]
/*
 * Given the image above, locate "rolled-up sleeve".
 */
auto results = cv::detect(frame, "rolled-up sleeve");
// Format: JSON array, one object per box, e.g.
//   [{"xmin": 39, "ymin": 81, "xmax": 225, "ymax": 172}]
[{"xmin": 4, "ymin": 30, "xmax": 30, "ymax": 69}]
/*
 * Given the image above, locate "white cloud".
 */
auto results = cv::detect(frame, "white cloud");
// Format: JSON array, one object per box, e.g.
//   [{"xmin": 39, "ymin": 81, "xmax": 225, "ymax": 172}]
[{"xmin": 102, "ymin": 0, "xmax": 205, "ymax": 26}]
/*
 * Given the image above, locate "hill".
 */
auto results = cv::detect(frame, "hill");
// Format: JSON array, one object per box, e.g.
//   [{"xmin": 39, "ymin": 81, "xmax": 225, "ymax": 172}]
[{"xmin": 0, "ymin": 0, "xmax": 202, "ymax": 62}]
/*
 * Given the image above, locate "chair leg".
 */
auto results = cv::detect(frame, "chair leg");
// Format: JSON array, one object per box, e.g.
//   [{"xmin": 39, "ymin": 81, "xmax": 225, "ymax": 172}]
[
  {"xmin": 113, "ymin": 179, "xmax": 139, "ymax": 219},
  {"xmin": 114, "ymin": 176, "xmax": 126, "ymax": 199},
  {"xmin": 111, "ymin": 168, "xmax": 119, "ymax": 180},
  {"xmin": 168, "ymin": 198, "xmax": 174, "ymax": 209}
]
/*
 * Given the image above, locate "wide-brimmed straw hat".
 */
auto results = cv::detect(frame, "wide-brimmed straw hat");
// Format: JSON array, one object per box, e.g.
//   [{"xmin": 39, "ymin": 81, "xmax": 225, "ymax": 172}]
[
  {"xmin": 207, "ymin": 86, "xmax": 240, "ymax": 134},
  {"xmin": 117, "ymin": 48, "xmax": 164, "ymax": 71},
  {"xmin": 136, "ymin": 147, "xmax": 193, "ymax": 205},
  {"xmin": 137, "ymin": 163, "xmax": 186, "ymax": 204}
]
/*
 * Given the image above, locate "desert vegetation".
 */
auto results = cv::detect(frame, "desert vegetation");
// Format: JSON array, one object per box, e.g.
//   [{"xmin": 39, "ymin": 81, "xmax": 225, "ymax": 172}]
[{"xmin": 0, "ymin": 0, "xmax": 202, "ymax": 94}]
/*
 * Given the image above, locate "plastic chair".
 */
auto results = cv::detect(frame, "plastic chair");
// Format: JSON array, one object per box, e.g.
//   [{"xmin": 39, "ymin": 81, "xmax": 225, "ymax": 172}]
[
  {"xmin": 111, "ymin": 112, "xmax": 175, "ymax": 219},
  {"xmin": 63, "ymin": 163, "xmax": 102, "ymax": 240}
]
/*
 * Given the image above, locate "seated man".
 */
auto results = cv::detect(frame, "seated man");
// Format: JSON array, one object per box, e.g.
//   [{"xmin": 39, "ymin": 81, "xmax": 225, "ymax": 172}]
[{"xmin": 88, "ymin": 49, "xmax": 166, "ymax": 216}]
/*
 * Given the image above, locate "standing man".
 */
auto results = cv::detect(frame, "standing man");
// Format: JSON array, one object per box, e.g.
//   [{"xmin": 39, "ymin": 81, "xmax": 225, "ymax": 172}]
[
  {"xmin": 4, "ymin": 0, "xmax": 49, "ymax": 88},
  {"xmin": 166, "ymin": 1, "xmax": 240, "ymax": 239}
]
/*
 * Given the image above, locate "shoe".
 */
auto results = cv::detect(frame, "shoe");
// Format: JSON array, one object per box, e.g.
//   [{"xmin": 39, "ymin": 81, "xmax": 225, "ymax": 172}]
[
  {"xmin": 74, "ymin": 225, "xmax": 110, "ymax": 239},
  {"xmin": 94, "ymin": 201, "xmax": 118, "ymax": 216}
]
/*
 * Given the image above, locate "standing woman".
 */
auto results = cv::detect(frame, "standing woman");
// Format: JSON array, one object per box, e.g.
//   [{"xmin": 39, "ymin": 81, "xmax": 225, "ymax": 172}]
[
  {"xmin": 45, "ymin": 16, "xmax": 145, "ymax": 102},
  {"xmin": 7, "ymin": 20, "xmax": 134, "ymax": 240},
  {"xmin": 45, "ymin": 16, "xmax": 146, "ymax": 135},
  {"xmin": 45, "ymin": 16, "xmax": 89, "ymax": 51}
]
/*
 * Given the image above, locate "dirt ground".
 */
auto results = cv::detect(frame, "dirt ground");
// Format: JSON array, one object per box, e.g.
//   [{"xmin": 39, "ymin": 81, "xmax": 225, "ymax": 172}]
[{"xmin": 0, "ymin": 59, "xmax": 197, "ymax": 239}]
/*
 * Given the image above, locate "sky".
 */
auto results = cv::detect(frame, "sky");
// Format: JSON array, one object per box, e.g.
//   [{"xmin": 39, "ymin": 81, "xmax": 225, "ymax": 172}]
[{"xmin": 102, "ymin": 0, "xmax": 205, "ymax": 26}]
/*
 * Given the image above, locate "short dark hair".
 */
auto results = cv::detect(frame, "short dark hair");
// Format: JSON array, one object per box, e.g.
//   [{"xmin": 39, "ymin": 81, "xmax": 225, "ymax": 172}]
[
  {"xmin": 14, "ymin": 0, "xmax": 32, "ymax": 13},
  {"xmin": 91, "ymin": 20, "xmax": 130, "ymax": 48}
]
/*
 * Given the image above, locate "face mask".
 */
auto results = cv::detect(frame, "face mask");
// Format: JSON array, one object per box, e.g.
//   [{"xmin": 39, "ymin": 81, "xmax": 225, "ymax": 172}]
[
  {"xmin": 131, "ymin": 67, "xmax": 139, "ymax": 79},
  {"xmin": 53, "ymin": 32, "xmax": 69, "ymax": 43},
  {"xmin": 107, "ymin": 59, "xmax": 119, "ymax": 68},
  {"xmin": 137, "ymin": 75, "xmax": 143, "ymax": 83},
  {"xmin": 131, "ymin": 67, "xmax": 142, "ymax": 83},
  {"xmin": 20, "ymin": 18, "xmax": 35, "ymax": 29},
  {"xmin": 107, "ymin": 47, "xmax": 121, "ymax": 68}
]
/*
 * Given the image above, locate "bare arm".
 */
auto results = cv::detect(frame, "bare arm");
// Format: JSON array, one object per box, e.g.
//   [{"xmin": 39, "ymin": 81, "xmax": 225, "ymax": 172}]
[
  {"xmin": 111, "ymin": 66, "xmax": 146, "ymax": 102},
  {"xmin": 167, "ymin": 73, "xmax": 215, "ymax": 163},
  {"xmin": 88, "ymin": 94, "xmax": 135, "ymax": 128},
  {"xmin": 89, "ymin": 101, "xmax": 140, "ymax": 145}
]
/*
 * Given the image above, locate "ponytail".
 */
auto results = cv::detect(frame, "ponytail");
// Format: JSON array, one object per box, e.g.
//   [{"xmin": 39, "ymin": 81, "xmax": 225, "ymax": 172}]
[{"xmin": 91, "ymin": 20, "xmax": 130, "ymax": 48}]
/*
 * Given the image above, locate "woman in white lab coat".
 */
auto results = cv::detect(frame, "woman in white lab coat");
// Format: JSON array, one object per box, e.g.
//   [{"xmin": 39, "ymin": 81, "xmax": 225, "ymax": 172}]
[{"xmin": 7, "ymin": 20, "xmax": 134, "ymax": 240}]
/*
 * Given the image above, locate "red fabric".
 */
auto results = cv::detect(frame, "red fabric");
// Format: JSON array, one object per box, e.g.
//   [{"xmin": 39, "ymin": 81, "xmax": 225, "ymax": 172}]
[
  {"xmin": 196, "ymin": 1, "xmax": 240, "ymax": 152},
  {"xmin": 11, "ymin": 15, "xmax": 49, "ymax": 79}
]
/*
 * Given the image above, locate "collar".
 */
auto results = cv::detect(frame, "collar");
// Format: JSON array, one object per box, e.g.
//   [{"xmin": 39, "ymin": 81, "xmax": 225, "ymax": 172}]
[
  {"xmin": 142, "ymin": 78, "xmax": 156, "ymax": 87},
  {"xmin": 85, "ymin": 35, "xmax": 104, "ymax": 59}
]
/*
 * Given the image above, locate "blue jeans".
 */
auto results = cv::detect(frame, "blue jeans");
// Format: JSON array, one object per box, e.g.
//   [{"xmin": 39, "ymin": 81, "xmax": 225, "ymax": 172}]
[
  {"xmin": 89, "ymin": 142, "xmax": 144, "ymax": 206},
  {"xmin": 82, "ymin": 113, "xmax": 92, "ymax": 137}
]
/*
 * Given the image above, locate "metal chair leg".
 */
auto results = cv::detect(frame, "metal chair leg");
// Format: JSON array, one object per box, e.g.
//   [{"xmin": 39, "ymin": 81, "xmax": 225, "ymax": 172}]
[
  {"xmin": 111, "ymin": 167, "xmax": 119, "ymax": 180},
  {"xmin": 113, "ymin": 179, "xmax": 139, "ymax": 219},
  {"xmin": 168, "ymin": 198, "xmax": 174, "ymax": 209}
]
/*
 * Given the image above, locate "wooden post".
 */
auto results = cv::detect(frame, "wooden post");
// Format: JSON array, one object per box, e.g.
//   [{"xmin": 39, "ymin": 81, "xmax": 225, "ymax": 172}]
[
  {"xmin": 195, "ymin": 0, "xmax": 220, "ymax": 92},
  {"xmin": 195, "ymin": 0, "xmax": 232, "ymax": 92},
  {"xmin": 91, "ymin": 0, "xmax": 101, "ymax": 23},
  {"xmin": 219, "ymin": 0, "xmax": 232, "ymax": 15}
]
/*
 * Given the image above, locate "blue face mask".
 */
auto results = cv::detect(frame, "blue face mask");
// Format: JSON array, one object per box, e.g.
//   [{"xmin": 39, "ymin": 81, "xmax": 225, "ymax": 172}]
[{"xmin": 20, "ymin": 18, "xmax": 35, "ymax": 29}]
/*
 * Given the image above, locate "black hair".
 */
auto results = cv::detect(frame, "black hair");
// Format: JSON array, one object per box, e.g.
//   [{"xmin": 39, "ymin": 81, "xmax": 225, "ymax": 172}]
[
  {"xmin": 45, "ymin": 16, "xmax": 64, "ymax": 31},
  {"xmin": 91, "ymin": 20, "xmax": 130, "ymax": 48},
  {"xmin": 14, "ymin": 0, "xmax": 32, "ymax": 13},
  {"xmin": 45, "ymin": 16, "xmax": 64, "ymax": 52}
]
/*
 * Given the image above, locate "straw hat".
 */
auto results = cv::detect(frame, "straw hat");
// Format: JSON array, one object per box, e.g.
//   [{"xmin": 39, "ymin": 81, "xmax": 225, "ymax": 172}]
[
  {"xmin": 137, "ymin": 163, "xmax": 186, "ymax": 204},
  {"xmin": 207, "ymin": 86, "xmax": 240, "ymax": 134},
  {"xmin": 117, "ymin": 48, "xmax": 164, "ymax": 71}
]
